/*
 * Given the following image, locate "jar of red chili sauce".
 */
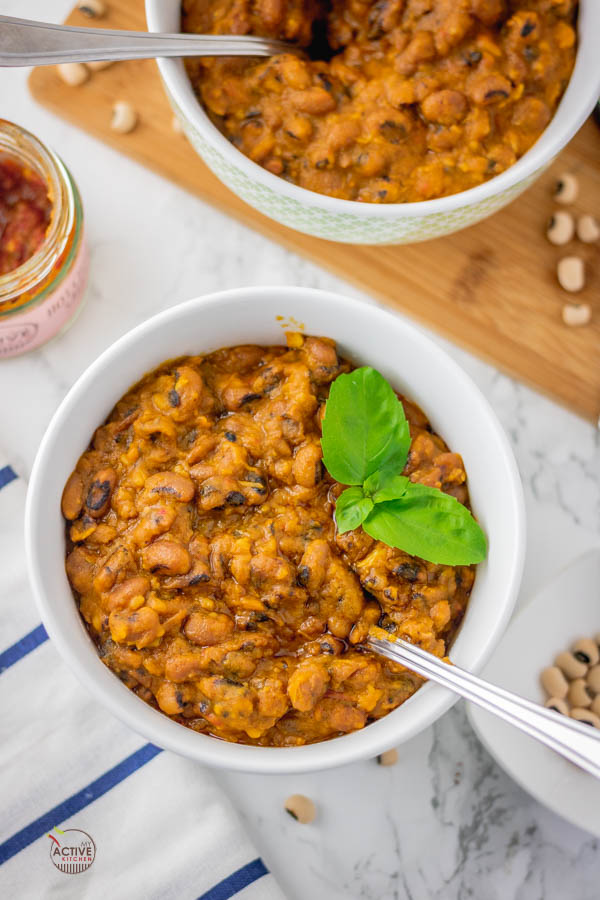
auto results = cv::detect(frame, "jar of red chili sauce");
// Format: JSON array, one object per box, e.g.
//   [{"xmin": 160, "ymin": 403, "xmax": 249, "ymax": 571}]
[{"xmin": 0, "ymin": 120, "xmax": 89, "ymax": 358}]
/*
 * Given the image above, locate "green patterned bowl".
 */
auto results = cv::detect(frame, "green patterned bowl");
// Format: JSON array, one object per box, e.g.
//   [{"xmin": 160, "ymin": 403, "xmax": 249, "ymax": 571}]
[{"xmin": 146, "ymin": 0, "xmax": 600, "ymax": 246}]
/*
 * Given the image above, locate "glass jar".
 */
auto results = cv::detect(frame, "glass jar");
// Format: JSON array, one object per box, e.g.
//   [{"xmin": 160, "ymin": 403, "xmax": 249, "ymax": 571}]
[{"xmin": 0, "ymin": 120, "xmax": 89, "ymax": 358}]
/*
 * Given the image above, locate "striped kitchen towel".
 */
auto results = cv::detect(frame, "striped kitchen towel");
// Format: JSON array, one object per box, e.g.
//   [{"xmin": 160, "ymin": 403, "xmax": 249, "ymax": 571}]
[{"xmin": 0, "ymin": 461, "xmax": 285, "ymax": 900}]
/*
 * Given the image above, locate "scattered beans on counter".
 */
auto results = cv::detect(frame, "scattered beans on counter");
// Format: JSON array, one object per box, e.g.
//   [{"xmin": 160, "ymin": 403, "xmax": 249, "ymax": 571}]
[
  {"xmin": 562, "ymin": 303, "xmax": 591, "ymax": 327},
  {"xmin": 546, "ymin": 210, "xmax": 574, "ymax": 246},
  {"xmin": 573, "ymin": 638, "xmax": 600, "ymax": 666},
  {"xmin": 377, "ymin": 749, "xmax": 398, "ymax": 766},
  {"xmin": 545, "ymin": 697, "xmax": 569, "ymax": 715},
  {"xmin": 555, "ymin": 650, "xmax": 587, "ymax": 680},
  {"xmin": 541, "ymin": 635, "xmax": 600, "ymax": 728},
  {"xmin": 567, "ymin": 678, "xmax": 592, "ymax": 709},
  {"xmin": 587, "ymin": 665, "xmax": 600, "ymax": 694},
  {"xmin": 557, "ymin": 256, "xmax": 585, "ymax": 293},
  {"xmin": 554, "ymin": 173, "xmax": 579, "ymax": 205},
  {"xmin": 57, "ymin": 62, "xmax": 89, "ymax": 86},
  {"xmin": 284, "ymin": 795, "xmax": 316, "ymax": 824},
  {"xmin": 571, "ymin": 708, "xmax": 600, "ymax": 728},
  {"xmin": 576, "ymin": 214, "xmax": 600, "ymax": 243},
  {"xmin": 77, "ymin": 0, "xmax": 107, "ymax": 15},
  {"xmin": 545, "ymin": 173, "xmax": 596, "ymax": 326},
  {"xmin": 110, "ymin": 101, "xmax": 138, "ymax": 134},
  {"xmin": 540, "ymin": 666, "xmax": 568, "ymax": 699}
]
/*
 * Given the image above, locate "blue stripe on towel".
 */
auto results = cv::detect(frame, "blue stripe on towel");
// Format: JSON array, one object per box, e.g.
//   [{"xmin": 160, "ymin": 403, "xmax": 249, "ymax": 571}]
[
  {"xmin": 198, "ymin": 858, "xmax": 269, "ymax": 900},
  {"xmin": 0, "ymin": 465, "xmax": 17, "ymax": 491},
  {"xmin": 0, "ymin": 743, "xmax": 162, "ymax": 865},
  {"xmin": 0, "ymin": 624, "xmax": 48, "ymax": 673}
]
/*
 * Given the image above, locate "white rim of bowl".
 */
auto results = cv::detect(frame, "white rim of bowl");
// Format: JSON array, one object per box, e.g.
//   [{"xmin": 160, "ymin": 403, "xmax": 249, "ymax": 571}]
[
  {"xmin": 25, "ymin": 287, "xmax": 526, "ymax": 772},
  {"xmin": 146, "ymin": 1, "xmax": 600, "ymax": 219}
]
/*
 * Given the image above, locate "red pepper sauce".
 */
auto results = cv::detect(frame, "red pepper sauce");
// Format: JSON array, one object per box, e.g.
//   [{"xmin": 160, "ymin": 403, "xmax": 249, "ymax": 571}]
[{"xmin": 0, "ymin": 155, "xmax": 52, "ymax": 276}]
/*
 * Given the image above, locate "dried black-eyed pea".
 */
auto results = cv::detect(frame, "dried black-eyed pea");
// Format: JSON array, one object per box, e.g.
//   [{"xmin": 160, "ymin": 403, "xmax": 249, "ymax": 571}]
[
  {"xmin": 110, "ymin": 101, "xmax": 138, "ymax": 134},
  {"xmin": 544, "ymin": 697, "xmax": 570, "ymax": 715},
  {"xmin": 57, "ymin": 63, "xmax": 89, "ymax": 86},
  {"xmin": 562, "ymin": 303, "xmax": 591, "ymax": 327},
  {"xmin": 570, "ymin": 708, "xmax": 600, "ymax": 728},
  {"xmin": 172, "ymin": 116, "xmax": 184, "ymax": 134},
  {"xmin": 587, "ymin": 665, "xmax": 600, "ymax": 694},
  {"xmin": 554, "ymin": 172, "xmax": 578, "ymax": 204},
  {"xmin": 555, "ymin": 651, "xmax": 587, "ymax": 680},
  {"xmin": 540, "ymin": 666, "xmax": 568, "ymax": 699},
  {"xmin": 576, "ymin": 214, "xmax": 600, "ymax": 243},
  {"xmin": 77, "ymin": 0, "xmax": 107, "ymax": 15},
  {"xmin": 567, "ymin": 678, "xmax": 592, "ymax": 709},
  {"xmin": 546, "ymin": 210, "xmax": 574, "ymax": 246},
  {"xmin": 573, "ymin": 638, "xmax": 600, "ymax": 666},
  {"xmin": 591, "ymin": 695, "xmax": 600, "ymax": 717},
  {"xmin": 377, "ymin": 749, "xmax": 398, "ymax": 766},
  {"xmin": 284, "ymin": 795, "xmax": 316, "ymax": 824},
  {"xmin": 557, "ymin": 256, "xmax": 585, "ymax": 292}
]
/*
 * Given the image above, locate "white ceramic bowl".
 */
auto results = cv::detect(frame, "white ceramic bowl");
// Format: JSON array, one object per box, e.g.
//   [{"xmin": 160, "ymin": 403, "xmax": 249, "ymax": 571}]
[
  {"xmin": 25, "ymin": 287, "xmax": 525, "ymax": 773},
  {"xmin": 146, "ymin": 1, "xmax": 600, "ymax": 245}
]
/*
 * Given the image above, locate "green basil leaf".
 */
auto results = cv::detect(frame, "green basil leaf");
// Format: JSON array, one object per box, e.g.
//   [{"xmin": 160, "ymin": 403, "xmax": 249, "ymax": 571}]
[
  {"xmin": 334, "ymin": 487, "xmax": 374, "ymax": 534},
  {"xmin": 364, "ymin": 470, "xmax": 410, "ymax": 503},
  {"xmin": 363, "ymin": 482, "xmax": 487, "ymax": 565},
  {"xmin": 321, "ymin": 367, "xmax": 411, "ymax": 485}
]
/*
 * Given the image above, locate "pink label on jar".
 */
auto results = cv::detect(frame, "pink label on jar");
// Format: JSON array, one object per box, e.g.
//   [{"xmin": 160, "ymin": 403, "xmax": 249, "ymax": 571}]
[{"xmin": 0, "ymin": 236, "xmax": 90, "ymax": 359}]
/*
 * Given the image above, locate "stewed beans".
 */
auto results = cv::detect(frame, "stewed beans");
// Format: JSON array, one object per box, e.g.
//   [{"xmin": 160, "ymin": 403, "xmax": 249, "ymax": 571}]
[
  {"xmin": 182, "ymin": 0, "xmax": 577, "ymax": 203},
  {"xmin": 62, "ymin": 335, "xmax": 475, "ymax": 746}
]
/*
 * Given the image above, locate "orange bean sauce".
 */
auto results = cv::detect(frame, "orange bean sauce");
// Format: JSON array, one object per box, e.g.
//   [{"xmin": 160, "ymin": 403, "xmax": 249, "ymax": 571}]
[
  {"xmin": 183, "ymin": 0, "xmax": 577, "ymax": 202},
  {"xmin": 63, "ymin": 336, "xmax": 475, "ymax": 745}
]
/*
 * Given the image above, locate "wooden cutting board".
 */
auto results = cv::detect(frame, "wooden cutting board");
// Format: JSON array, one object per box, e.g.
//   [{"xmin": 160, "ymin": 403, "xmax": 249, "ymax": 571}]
[{"xmin": 28, "ymin": 1, "xmax": 600, "ymax": 422}]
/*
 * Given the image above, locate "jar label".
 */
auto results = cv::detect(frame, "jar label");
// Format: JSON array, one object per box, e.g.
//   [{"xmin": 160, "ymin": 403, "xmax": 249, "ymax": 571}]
[{"xmin": 0, "ymin": 236, "xmax": 90, "ymax": 359}]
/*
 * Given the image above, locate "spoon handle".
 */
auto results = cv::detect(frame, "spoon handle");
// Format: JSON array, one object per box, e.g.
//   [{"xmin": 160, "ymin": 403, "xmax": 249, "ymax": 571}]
[
  {"xmin": 0, "ymin": 15, "xmax": 292, "ymax": 66},
  {"xmin": 368, "ymin": 635, "xmax": 600, "ymax": 779}
]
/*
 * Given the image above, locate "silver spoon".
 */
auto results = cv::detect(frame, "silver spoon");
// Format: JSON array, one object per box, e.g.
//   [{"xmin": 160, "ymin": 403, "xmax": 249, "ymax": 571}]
[
  {"xmin": 368, "ymin": 634, "xmax": 600, "ymax": 779},
  {"xmin": 0, "ymin": 15, "xmax": 296, "ymax": 67}
]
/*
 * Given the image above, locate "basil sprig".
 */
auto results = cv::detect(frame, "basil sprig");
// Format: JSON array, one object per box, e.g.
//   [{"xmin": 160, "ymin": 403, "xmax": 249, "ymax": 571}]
[{"xmin": 321, "ymin": 367, "xmax": 487, "ymax": 566}]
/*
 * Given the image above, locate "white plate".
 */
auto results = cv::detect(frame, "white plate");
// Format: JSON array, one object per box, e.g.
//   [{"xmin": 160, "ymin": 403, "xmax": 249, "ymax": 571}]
[{"xmin": 468, "ymin": 548, "xmax": 600, "ymax": 836}]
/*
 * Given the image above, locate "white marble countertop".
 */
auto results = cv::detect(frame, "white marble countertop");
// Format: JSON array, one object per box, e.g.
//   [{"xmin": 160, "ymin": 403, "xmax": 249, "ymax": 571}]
[{"xmin": 2, "ymin": 2, "xmax": 600, "ymax": 897}]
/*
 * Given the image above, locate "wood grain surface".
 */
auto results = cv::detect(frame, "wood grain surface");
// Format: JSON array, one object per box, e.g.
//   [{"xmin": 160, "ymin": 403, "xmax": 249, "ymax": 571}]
[{"xmin": 28, "ymin": 0, "xmax": 600, "ymax": 422}]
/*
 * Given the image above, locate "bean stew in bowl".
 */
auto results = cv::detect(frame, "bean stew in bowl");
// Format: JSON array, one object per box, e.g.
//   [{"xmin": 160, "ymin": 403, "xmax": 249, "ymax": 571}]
[
  {"xmin": 26, "ymin": 288, "xmax": 525, "ymax": 771},
  {"xmin": 183, "ymin": 0, "xmax": 577, "ymax": 204},
  {"xmin": 147, "ymin": 0, "xmax": 600, "ymax": 243},
  {"xmin": 61, "ymin": 336, "xmax": 478, "ymax": 747}
]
